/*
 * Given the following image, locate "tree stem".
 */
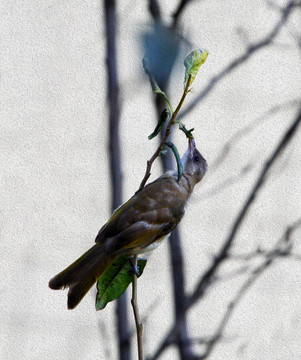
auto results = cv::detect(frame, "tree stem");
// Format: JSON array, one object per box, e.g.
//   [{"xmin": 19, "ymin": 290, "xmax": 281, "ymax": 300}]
[{"xmin": 131, "ymin": 255, "xmax": 144, "ymax": 360}]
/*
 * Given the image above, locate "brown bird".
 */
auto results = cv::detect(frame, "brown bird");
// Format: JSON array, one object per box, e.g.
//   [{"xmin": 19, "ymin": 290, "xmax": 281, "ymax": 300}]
[{"xmin": 49, "ymin": 138, "xmax": 207, "ymax": 309}]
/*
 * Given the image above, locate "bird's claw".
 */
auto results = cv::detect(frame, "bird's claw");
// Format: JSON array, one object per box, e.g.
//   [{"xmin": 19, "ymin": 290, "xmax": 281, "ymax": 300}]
[{"xmin": 128, "ymin": 264, "xmax": 140, "ymax": 277}]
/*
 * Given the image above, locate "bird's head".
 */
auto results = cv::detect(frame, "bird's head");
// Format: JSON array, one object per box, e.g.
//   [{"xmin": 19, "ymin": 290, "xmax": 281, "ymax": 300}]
[{"xmin": 181, "ymin": 138, "xmax": 207, "ymax": 185}]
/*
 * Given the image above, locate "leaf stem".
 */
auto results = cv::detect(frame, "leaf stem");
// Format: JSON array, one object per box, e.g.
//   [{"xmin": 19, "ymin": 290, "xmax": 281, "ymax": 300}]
[
  {"xmin": 131, "ymin": 255, "xmax": 144, "ymax": 360},
  {"xmin": 162, "ymin": 95, "xmax": 174, "ymax": 114}
]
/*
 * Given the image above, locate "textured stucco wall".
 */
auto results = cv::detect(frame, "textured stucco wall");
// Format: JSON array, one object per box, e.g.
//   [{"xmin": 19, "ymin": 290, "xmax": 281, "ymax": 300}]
[{"xmin": 1, "ymin": 1, "xmax": 301, "ymax": 359}]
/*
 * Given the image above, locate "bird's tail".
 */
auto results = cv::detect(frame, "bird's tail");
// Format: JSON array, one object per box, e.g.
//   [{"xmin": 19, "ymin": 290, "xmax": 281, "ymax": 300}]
[{"xmin": 49, "ymin": 243, "xmax": 117, "ymax": 309}]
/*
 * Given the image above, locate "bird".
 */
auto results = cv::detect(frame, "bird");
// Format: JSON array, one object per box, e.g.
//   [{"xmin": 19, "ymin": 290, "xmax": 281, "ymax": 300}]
[{"xmin": 49, "ymin": 138, "xmax": 207, "ymax": 309}]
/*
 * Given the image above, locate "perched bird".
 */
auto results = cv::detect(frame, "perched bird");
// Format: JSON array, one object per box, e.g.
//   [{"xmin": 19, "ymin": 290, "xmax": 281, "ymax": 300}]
[{"xmin": 49, "ymin": 138, "xmax": 207, "ymax": 309}]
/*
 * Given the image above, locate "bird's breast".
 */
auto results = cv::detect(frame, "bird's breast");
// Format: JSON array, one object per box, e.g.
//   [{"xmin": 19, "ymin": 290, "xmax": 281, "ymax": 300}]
[{"xmin": 130, "ymin": 235, "xmax": 168, "ymax": 255}]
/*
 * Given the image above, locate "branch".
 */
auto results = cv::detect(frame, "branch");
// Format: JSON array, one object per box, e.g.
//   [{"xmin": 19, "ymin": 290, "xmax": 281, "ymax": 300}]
[
  {"xmin": 172, "ymin": 0, "xmax": 194, "ymax": 28},
  {"xmin": 104, "ymin": 1, "xmax": 130, "ymax": 359},
  {"xmin": 131, "ymin": 255, "xmax": 144, "ymax": 360},
  {"xmin": 197, "ymin": 217, "xmax": 301, "ymax": 359},
  {"xmin": 150, "ymin": 218, "xmax": 301, "ymax": 358},
  {"xmin": 178, "ymin": 0, "xmax": 300, "ymax": 120},
  {"xmin": 198, "ymin": 258, "xmax": 273, "ymax": 359},
  {"xmin": 148, "ymin": 106, "xmax": 301, "ymax": 360},
  {"xmin": 230, "ymin": 218, "xmax": 301, "ymax": 262},
  {"xmin": 138, "ymin": 75, "xmax": 192, "ymax": 190},
  {"xmin": 187, "ymin": 106, "xmax": 301, "ymax": 309},
  {"xmin": 209, "ymin": 99, "xmax": 300, "ymax": 172},
  {"xmin": 196, "ymin": 163, "xmax": 253, "ymax": 201}
]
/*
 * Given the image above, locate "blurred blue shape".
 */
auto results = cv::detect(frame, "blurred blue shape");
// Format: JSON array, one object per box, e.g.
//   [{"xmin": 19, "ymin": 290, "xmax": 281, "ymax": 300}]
[{"xmin": 142, "ymin": 24, "xmax": 181, "ymax": 87}]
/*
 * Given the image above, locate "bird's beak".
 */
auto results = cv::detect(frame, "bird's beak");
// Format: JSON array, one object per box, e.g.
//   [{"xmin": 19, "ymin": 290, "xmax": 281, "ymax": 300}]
[{"xmin": 189, "ymin": 138, "xmax": 196, "ymax": 156}]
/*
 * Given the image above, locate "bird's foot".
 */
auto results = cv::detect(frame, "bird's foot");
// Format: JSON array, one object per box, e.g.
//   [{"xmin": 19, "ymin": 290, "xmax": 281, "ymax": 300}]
[{"xmin": 128, "ymin": 258, "xmax": 140, "ymax": 277}]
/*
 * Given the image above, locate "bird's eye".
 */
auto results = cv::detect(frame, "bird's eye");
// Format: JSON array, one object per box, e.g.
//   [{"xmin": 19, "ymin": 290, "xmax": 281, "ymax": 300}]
[{"xmin": 194, "ymin": 155, "xmax": 200, "ymax": 162}]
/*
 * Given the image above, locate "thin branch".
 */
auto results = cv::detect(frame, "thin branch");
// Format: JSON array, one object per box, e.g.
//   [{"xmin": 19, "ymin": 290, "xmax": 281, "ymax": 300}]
[
  {"xmin": 138, "ymin": 75, "xmax": 192, "ymax": 190},
  {"xmin": 172, "ymin": 0, "xmax": 194, "ymax": 28},
  {"xmin": 187, "ymin": 107, "xmax": 301, "ymax": 308},
  {"xmin": 229, "ymin": 247, "xmax": 273, "ymax": 261},
  {"xmin": 196, "ymin": 163, "xmax": 253, "ymax": 201},
  {"xmin": 210, "ymin": 99, "xmax": 300, "ymax": 172},
  {"xmin": 230, "ymin": 218, "xmax": 301, "ymax": 261},
  {"xmin": 131, "ymin": 255, "xmax": 144, "ymax": 360},
  {"xmin": 148, "ymin": 107, "xmax": 301, "ymax": 360},
  {"xmin": 197, "ymin": 217, "xmax": 301, "ymax": 359},
  {"xmin": 152, "ymin": 219, "xmax": 301, "ymax": 358},
  {"xmin": 198, "ymin": 258, "xmax": 274, "ymax": 359},
  {"xmin": 104, "ymin": 1, "xmax": 130, "ymax": 359},
  {"xmin": 178, "ymin": 1, "xmax": 300, "ymax": 120}
]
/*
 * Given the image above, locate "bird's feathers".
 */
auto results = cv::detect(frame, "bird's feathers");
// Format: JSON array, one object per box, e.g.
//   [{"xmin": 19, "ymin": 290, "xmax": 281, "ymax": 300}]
[
  {"xmin": 49, "ymin": 243, "xmax": 118, "ymax": 309},
  {"xmin": 95, "ymin": 173, "xmax": 188, "ymax": 253},
  {"xmin": 49, "ymin": 140, "xmax": 208, "ymax": 309}
]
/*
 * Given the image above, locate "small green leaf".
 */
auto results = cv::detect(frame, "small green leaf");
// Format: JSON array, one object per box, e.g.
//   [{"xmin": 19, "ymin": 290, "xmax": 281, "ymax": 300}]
[
  {"xmin": 96, "ymin": 256, "xmax": 147, "ymax": 310},
  {"xmin": 148, "ymin": 109, "xmax": 171, "ymax": 140},
  {"xmin": 177, "ymin": 122, "xmax": 194, "ymax": 139},
  {"xmin": 143, "ymin": 56, "xmax": 173, "ymax": 113},
  {"xmin": 184, "ymin": 49, "xmax": 208, "ymax": 88},
  {"xmin": 165, "ymin": 142, "xmax": 183, "ymax": 181}
]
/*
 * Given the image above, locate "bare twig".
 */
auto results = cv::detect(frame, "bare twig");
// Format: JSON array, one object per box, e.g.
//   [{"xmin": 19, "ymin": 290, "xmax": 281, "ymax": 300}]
[
  {"xmin": 196, "ymin": 163, "xmax": 253, "ymax": 201},
  {"xmin": 131, "ymin": 255, "xmax": 144, "ymax": 360},
  {"xmin": 172, "ymin": 0, "xmax": 194, "ymax": 28},
  {"xmin": 178, "ymin": 1, "xmax": 300, "ymax": 120},
  {"xmin": 139, "ymin": 75, "xmax": 192, "ymax": 190},
  {"xmin": 198, "ymin": 258, "xmax": 274, "ymax": 359},
  {"xmin": 230, "ymin": 218, "xmax": 301, "ymax": 261},
  {"xmin": 151, "ymin": 217, "xmax": 301, "ymax": 358},
  {"xmin": 187, "ymin": 107, "xmax": 301, "ymax": 308},
  {"xmin": 210, "ymin": 99, "xmax": 300, "ymax": 171},
  {"xmin": 104, "ymin": 1, "xmax": 130, "ymax": 359},
  {"xmin": 197, "ymin": 217, "xmax": 301, "ymax": 359},
  {"xmin": 148, "ymin": 107, "xmax": 301, "ymax": 360}
]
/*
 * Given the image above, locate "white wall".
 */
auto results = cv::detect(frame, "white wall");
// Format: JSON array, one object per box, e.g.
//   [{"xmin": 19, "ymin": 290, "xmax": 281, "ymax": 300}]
[{"xmin": 1, "ymin": 1, "xmax": 301, "ymax": 359}]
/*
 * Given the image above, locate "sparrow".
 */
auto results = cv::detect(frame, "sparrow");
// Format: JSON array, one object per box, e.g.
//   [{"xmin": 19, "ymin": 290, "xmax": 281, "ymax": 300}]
[{"xmin": 49, "ymin": 138, "xmax": 207, "ymax": 309}]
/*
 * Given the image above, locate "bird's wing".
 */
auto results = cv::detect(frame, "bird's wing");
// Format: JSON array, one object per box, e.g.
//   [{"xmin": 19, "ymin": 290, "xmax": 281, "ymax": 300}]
[{"xmin": 95, "ymin": 174, "xmax": 187, "ymax": 250}]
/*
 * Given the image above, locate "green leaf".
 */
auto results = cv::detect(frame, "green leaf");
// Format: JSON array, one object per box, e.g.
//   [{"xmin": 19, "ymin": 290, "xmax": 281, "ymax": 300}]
[
  {"xmin": 184, "ymin": 49, "xmax": 208, "ymax": 88},
  {"xmin": 148, "ymin": 108, "xmax": 171, "ymax": 140},
  {"xmin": 165, "ymin": 142, "xmax": 183, "ymax": 181},
  {"xmin": 96, "ymin": 256, "xmax": 147, "ymax": 310},
  {"xmin": 143, "ymin": 56, "xmax": 173, "ymax": 113},
  {"xmin": 177, "ymin": 122, "xmax": 194, "ymax": 139}
]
